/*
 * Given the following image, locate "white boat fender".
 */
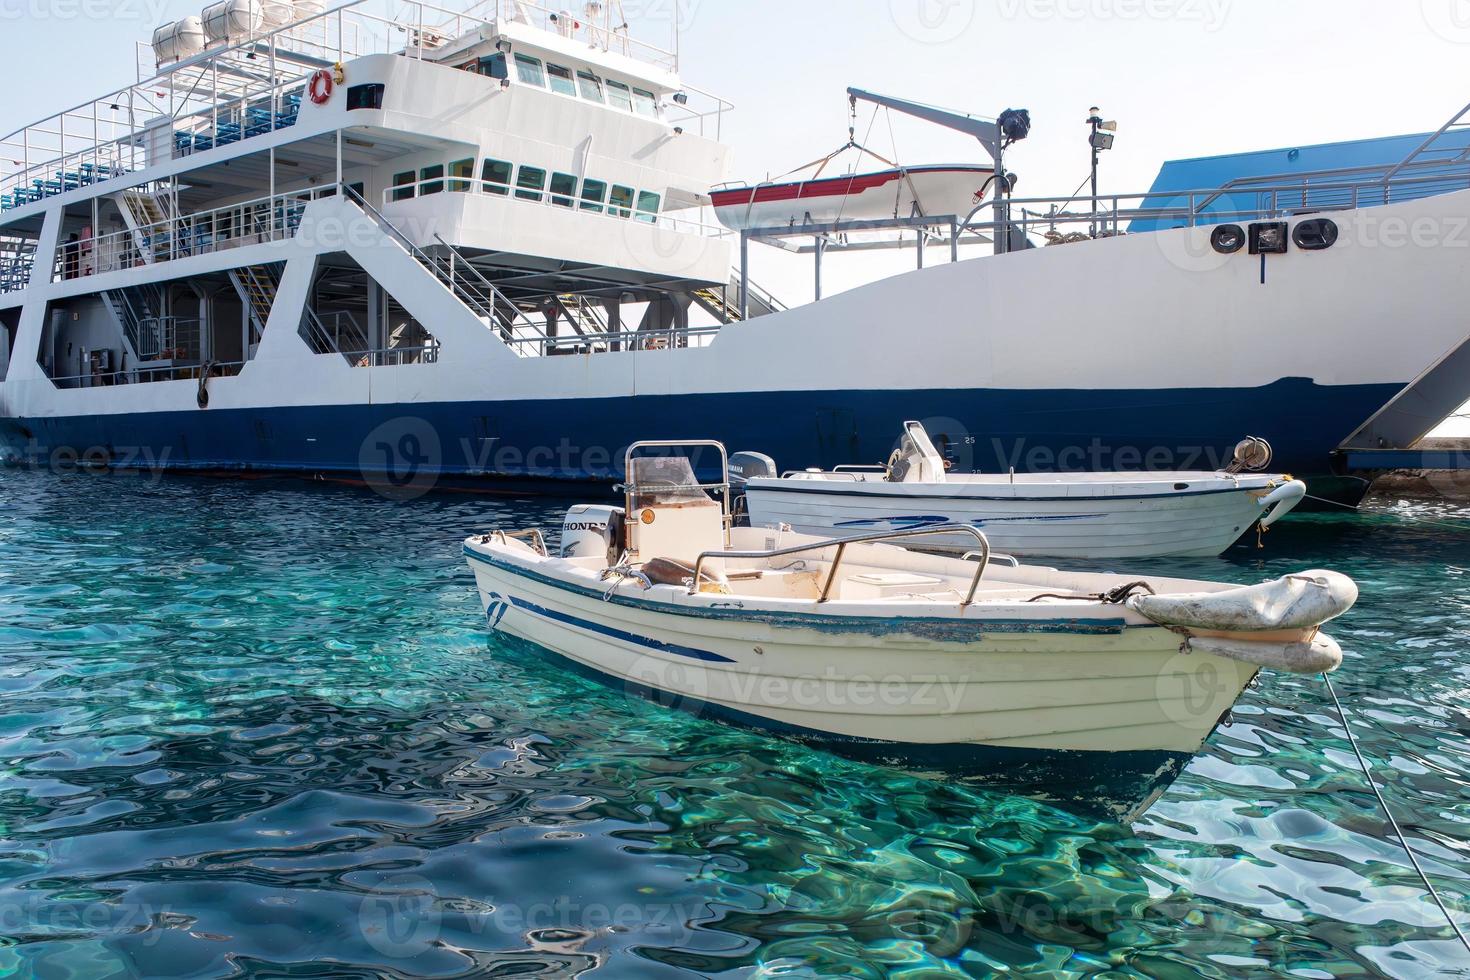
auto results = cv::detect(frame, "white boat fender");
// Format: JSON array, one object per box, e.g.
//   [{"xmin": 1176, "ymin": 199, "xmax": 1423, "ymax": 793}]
[
  {"xmin": 1185, "ymin": 632, "xmax": 1343, "ymax": 674},
  {"xmin": 1126, "ymin": 570, "xmax": 1358, "ymax": 633},
  {"xmin": 1255, "ymin": 479, "xmax": 1307, "ymax": 528}
]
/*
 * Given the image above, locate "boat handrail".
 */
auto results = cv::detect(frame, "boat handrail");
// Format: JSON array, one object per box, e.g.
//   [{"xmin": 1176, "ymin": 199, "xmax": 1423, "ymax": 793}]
[
  {"xmin": 688, "ymin": 524, "xmax": 992, "ymax": 606},
  {"xmin": 779, "ymin": 470, "xmax": 862, "ymax": 482}
]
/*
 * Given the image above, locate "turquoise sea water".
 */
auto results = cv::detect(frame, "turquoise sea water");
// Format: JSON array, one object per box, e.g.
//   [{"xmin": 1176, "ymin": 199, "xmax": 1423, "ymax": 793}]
[{"xmin": 1, "ymin": 466, "xmax": 1468, "ymax": 978}]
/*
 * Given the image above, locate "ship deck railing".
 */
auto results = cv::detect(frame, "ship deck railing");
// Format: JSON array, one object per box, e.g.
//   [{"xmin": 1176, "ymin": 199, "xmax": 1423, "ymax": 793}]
[
  {"xmin": 46, "ymin": 359, "xmax": 246, "ymax": 390},
  {"xmin": 957, "ymin": 154, "xmax": 1470, "ymax": 248},
  {"xmin": 502, "ymin": 324, "xmax": 723, "ymax": 358},
  {"xmin": 0, "ymin": 0, "xmax": 674, "ymax": 217},
  {"xmin": 49, "ymin": 187, "xmax": 340, "ymax": 286},
  {"xmin": 464, "ymin": 0, "xmax": 679, "ymax": 73}
]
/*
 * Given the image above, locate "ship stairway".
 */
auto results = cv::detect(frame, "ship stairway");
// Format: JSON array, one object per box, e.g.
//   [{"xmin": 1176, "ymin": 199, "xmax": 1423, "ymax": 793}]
[
  {"xmin": 553, "ymin": 294, "xmax": 609, "ymax": 337},
  {"xmin": 339, "ymin": 186, "xmax": 549, "ymax": 350},
  {"xmin": 229, "ymin": 265, "xmax": 279, "ymax": 345},
  {"xmin": 0, "ymin": 238, "xmax": 36, "ymax": 293},
  {"xmin": 102, "ymin": 283, "xmax": 167, "ymax": 361},
  {"xmin": 691, "ymin": 273, "xmax": 786, "ymax": 323},
  {"xmin": 312, "ymin": 310, "xmax": 371, "ymax": 362},
  {"xmin": 297, "ymin": 305, "xmax": 356, "ymax": 362},
  {"xmin": 115, "ymin": 190, "xmax": 177, "ymax": 265}
]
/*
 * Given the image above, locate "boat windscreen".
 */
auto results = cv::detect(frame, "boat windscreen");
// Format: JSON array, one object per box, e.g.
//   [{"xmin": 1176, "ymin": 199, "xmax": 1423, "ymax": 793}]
[{"xmin": 629, "ymin": 456, "xmax": 714, "ymax": 508}]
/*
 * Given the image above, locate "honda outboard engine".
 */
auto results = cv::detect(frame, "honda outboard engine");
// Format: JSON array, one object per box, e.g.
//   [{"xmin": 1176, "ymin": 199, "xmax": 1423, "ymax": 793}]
[
  {"xmin": 561, "ymin": 505, "xmax": 626, "ymax": 564},
  {"xmin": 729, "ymin": 451, "xmax": 778, "ymax": 489}
]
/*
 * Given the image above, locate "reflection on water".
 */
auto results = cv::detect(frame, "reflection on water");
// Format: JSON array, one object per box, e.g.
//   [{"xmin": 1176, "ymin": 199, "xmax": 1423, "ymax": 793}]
[{"xmin": 0, "ymin": 468, "xmax": 1467, "ymax": 977}]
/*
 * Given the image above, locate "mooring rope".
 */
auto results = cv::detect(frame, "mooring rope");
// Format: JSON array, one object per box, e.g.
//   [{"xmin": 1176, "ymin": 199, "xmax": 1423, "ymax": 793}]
[
  {"xmin": 1304, "ymin": 493, "xmax": 1470, "ymax": 534},
  {"xmin": 1321, "ymin": 672, "xmax": 1470, "ymax": 954}
]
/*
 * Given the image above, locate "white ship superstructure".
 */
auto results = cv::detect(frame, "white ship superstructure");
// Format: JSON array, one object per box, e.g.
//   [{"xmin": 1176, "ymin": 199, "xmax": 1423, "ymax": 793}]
[{"xmin": 2, "ymin": 0, "xmax": 1470, "ymax": 504}]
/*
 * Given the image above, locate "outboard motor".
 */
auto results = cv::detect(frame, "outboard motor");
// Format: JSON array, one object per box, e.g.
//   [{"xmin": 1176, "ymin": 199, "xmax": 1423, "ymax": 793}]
[
  {"xmin": 728, "ymin": 451, "xmax": 778, "ymax": 489},
  {"xmin": 561, "ymin": 505, "xmax": 626, "ymax": 564}
]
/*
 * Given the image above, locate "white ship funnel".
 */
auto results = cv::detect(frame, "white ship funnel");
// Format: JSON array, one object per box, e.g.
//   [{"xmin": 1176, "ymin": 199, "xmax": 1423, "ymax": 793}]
[{"xmin": 153, "ymin": 16, "xmax": 207, "ymax": 64}]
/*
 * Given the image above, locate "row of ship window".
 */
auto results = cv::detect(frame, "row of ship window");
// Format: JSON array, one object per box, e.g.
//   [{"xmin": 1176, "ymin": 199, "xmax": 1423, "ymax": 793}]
[
  {"xmin": 391, "ymin": 159, "xmax": 662, "ymax": 220},
  {"xmin": 466, "ymin": 52, "xmax": 661, "ymax": 118}
]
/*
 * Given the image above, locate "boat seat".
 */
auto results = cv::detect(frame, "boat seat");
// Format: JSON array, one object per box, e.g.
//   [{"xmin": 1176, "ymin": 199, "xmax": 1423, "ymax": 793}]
[{"xmin": 641, "ymin": 557, "xmax": 729, "ymax": 593}]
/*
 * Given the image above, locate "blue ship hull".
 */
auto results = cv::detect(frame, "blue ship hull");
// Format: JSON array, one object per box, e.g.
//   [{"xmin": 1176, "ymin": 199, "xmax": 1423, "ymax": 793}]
[{"xmin": 0, "ymin": 377, "xmax": 1400, "ymax": 504}]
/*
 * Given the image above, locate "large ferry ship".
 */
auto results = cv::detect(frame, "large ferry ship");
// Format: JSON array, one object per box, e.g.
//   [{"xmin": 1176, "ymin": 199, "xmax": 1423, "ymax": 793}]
[{"xmin": 2, "ymin": 0, "xmax": 1469, "ymax": 504}]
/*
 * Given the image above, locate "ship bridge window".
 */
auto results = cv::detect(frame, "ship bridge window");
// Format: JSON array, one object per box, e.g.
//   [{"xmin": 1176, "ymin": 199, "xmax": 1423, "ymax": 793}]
[
  {"xmin": 576, "ymin": 71, "xmax": 603, "ymax": 103},
  {"xmin": 579, "ymin": 178, "xmax": 607, "ymax": 212},
  {"xmin": 632, "ymin": 88, "xmax": 658, "ymax": 117},
  {"xmin": 546, "ymin": 63, "xmax": 577, "ymax": 96},
  {"xmin": 420, "ymin": 164, "xmax": 445, "ymax": 195},
  {"xmin": 635, "ymin": 190, "xmax": 661, "ymax": 223},
  {"xmin": 478, "ymin": 53, "xmax": 508, "ymax": 79},
  {"xmin": 514, "ymin": 54, "xmax": 546, "ymax": 87},
  {"xmin": 346, "ymin": 83, "xmax": 385, "ymax": 111},
  {"xmin": 482, "ymin": 159, "xmax": 512, "ymax": 194},
  {"xmin": 609, "ymin": 184, "xmax": 634, "ymax": 218},
  {"xmin": 392, "ymin": 171, "xmax": 416, "ymax": 201},
  {"xmin": 550, "ymin": 172, "xmax": 577, "ymax": 207},
  {"xmin": 605, "ymin": 80, "xmax": 634, "ymax": 112},
  {"xmin": 448, "ymin": 159, "xmax": 475, "ymax": 192},
  {"xmin": 515, "ymin": 165, "xmax": 547, "ymax": 201}
]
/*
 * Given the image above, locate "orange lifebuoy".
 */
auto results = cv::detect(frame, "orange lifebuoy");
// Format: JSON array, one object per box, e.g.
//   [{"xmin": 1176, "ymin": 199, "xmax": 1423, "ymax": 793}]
[{"xmin": 308, "ymin": 69, "xmax": 334, "ymax": 105}]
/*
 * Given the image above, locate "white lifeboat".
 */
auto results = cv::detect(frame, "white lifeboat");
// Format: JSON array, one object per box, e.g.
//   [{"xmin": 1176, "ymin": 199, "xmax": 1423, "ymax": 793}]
[
  {"xmin": 153, "ymin": 17, "xmax": 207, "ymax": 63},
  {"xmin": 202, "ymin": 0, "xmax": 265, "ymax": 44},
  {"xmin": 710, "ymin": 164, "xmax": 997, "ymax": 231}
]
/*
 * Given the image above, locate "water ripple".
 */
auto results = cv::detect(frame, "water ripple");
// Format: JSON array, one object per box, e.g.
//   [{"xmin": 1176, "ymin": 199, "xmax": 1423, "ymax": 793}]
[{"xmin": 0, "ymin": 467, "xmax": 1467, "ymax": 977}]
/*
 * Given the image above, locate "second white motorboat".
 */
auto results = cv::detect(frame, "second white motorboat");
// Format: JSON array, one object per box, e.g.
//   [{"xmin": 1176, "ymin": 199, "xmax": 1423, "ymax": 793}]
[
  {"xmin": 734, "ymin": 423, "xmax": 1307, "ymax": 559},
  {"xmin": 465, "ymin": 441, "xmax": 1355, "ymax": 822}
]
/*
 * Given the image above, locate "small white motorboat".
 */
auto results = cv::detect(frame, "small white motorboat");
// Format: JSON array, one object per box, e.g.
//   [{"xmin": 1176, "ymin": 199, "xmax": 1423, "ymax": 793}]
[
  {"xmin": 710, "ymin": 164, "xmax": 996, "ymax": 231},
  {"xmin": 733, "ymin": 422, "xmax": 1307, "ymax": 559},
  {"xmin": 464, "ymin": 441, "xmax": 1355, "ymax": 821}
]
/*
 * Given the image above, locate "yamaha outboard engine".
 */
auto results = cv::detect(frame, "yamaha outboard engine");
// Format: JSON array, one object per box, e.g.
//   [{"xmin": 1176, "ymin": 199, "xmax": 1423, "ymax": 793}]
[
  {"xmin": 561, "ymin": 505, "xmax": 626, "ymax": 564},
  {"xmin": 729, "ymin": 451, "xmax": 778, "ymax": 489}
]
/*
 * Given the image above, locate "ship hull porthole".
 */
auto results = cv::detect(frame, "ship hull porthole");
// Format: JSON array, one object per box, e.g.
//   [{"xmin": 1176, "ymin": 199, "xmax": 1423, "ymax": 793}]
[
  {"xmin": 1210, "ymin": 224, "xmax": 1246, "ymax": 254},
  {"xmin": 1292, "ymin": 218, "xmax": 1339, "ymax": 251}
]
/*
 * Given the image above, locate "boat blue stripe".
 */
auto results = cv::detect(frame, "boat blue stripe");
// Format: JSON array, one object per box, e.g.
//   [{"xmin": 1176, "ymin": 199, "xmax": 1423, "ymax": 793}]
[
  {"xmin": 831, "ymin": 514, "xmax": 1109, "ymax": 529},
  {"xmin": 750, "ymin": 482, "xmax": 1260, "ymax": 504},
  {"xmin": 505, "ymin": 594, "xmax": 736, "ymax": 664},
  {"xmin": 463, "ymin": 544, "xmax": 1129, "ymax": 637}
]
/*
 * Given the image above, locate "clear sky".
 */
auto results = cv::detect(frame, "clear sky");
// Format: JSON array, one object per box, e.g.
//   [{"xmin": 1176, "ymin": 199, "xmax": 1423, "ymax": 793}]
[{"xmin": 3, "ymin": 0, "xmax": 1467, "ymax": 433}]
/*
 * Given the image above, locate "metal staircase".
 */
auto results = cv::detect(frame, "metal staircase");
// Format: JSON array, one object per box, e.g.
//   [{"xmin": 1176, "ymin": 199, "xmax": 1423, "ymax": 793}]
[
  {"xmin": 0, "ymin": 238, "xmax": 35, "ymax": 293},
  {"xmin": 341, "ymin": 186, "xmax": 549, "ymax": 348},
  {"xmin": 102, "ymin": 284, "xmax": 167, "ymax": 360},
  {"xmin": 229, "ymin": 265, "xmax": 281, "ymax": 344},
  {"xmin": 116, "ymin": 190, "xmax": 176, "ymax": 264},
  {"xmin": 692, "ymin": 273, "xmax": 786, "ymax": 323},
  {"xmin": 553, "ymin": 294, "xmax": 610, "ymax": 337}
]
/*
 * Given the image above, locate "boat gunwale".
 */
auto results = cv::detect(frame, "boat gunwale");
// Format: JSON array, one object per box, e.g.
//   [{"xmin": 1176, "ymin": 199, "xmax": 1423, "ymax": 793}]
[
  {"xmin": 742, "ymin": 475, "xmax": 1288, "ymax": 503},
  {"xmin": 463, "ymin": 541, "xmax": 1136, "ymax": 636}
]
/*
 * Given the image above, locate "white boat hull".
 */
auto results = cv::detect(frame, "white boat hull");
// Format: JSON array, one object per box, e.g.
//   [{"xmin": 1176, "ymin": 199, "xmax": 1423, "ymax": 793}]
[
  {"xmin": 711, "ymin": 165, "xmax": 996, "ymax": 231},
  {"xmin": 743, "ymin": 476, "xmax": 1304, "ymax": 559},
  {"xmin": 464, "ymin": 536, "xmax": 1266, "ymax": 820}
]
